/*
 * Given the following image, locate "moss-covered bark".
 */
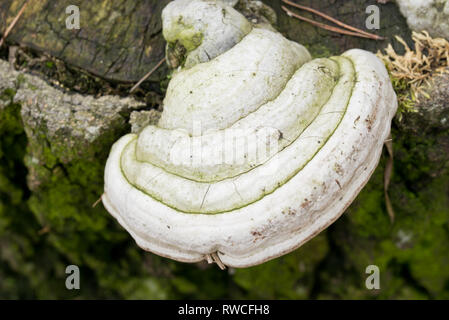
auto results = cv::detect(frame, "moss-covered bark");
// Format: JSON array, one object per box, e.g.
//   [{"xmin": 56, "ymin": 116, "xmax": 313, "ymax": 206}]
[{"xmin": 0, "ymin": 61, "xmax": 175, "ymax": 299}]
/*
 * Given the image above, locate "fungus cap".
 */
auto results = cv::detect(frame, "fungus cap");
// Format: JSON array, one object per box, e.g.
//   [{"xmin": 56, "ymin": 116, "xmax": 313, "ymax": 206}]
[{"xmin": 103, "ymin": 0, "xmax": 398, "ymax": 268}]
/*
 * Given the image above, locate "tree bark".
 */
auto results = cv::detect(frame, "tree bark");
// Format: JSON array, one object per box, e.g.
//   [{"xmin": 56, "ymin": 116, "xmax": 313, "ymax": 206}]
[{"xmin": 0, "ymin": 0, "xmax": 170, "ymax": 82}]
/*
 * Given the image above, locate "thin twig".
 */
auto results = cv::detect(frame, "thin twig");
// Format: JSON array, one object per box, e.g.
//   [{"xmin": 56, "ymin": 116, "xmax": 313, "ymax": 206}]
[
  {"xmin": 0, "ymin": 0, "xmax": 30, "ymax": 48},
  {"xmin": 205, "ymin": 254, "xmax": 214, "ymax": 264},
  {"xmin": 282, "ymin": 2, "xmax": 384, "ymax": 40},
  {"xmin": 384, "ymin": 135, "xmax": 395, "ymax": 223},
  {"xmin": 38, "ymin": 225, "xmax": 51, "ymax": 236},
  {"xmin": 282, "ymin": 6, "xmax": 373, "ymax": 39},
  {"xmin": 130, "ymin": 57, "xmax": 166, "ymax": 93},
  {"xmin": 282, "ymin": 0, "xmax": 384, "ymax": 40},
  {"xmin": 211, "ymin": 252, "xmax": 226, "ymax": 270},
  {"xmin": 92, "ymin": 194, "xmax": 104, "ymax": 208}
]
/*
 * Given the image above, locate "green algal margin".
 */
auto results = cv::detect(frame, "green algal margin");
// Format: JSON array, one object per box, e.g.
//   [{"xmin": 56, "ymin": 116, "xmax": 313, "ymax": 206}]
[
  {"xmin": 120, "ymin": 56, "xmax": 352, "ymax": 214},
  {"xmin": 164, "ymin": 17, "xmax": 205, "ymax": 68},
  {"xmin": 123, "ymin": 57, "xmax": 336, "ymax": 181}
]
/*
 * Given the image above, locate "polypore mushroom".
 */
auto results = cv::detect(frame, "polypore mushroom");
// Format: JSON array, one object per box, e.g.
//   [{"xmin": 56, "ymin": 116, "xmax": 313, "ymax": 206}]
[{"xmin": 102, "ymin": 0, "xmax": 398, "ymax": 268}]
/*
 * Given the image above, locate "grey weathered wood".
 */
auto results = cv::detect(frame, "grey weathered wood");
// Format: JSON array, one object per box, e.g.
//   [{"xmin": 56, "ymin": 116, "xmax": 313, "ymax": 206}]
[{"xmin": 0, "ymin": 0, "xmax": 170, "ymax": 82}]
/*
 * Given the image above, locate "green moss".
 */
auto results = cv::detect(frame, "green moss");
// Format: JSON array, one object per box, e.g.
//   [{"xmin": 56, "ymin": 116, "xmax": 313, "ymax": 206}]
[
  {"xmin": 0, "ymin": 89, "xmax": 69, "ymax": 299},
  {"xmin": 0, "ymin": 89, "xmax": 27, "ymax": 204},
  {"xmin": 0, "ymin": 88, "xmax": 17, "ymax": 101},
  {"xmin": 0, "ymin": 86, "xmax": 177, "ymax": 299},
  {"xmin": 325, "ymin": 124, "xmax": 449, "ymax": 299},
  {"xmin": 233, "ymin": 235, "xmax": 328, "ymax": 299},
  {"xmin": 391, "ymin": 76, "xmax": 417, "ymax": 117}
]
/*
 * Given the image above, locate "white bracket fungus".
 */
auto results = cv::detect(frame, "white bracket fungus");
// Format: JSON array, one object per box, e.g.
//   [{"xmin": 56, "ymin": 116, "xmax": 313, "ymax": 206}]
[{"xmin": 102, "ymin": 0, "xmax": 398, "ymax": 268}]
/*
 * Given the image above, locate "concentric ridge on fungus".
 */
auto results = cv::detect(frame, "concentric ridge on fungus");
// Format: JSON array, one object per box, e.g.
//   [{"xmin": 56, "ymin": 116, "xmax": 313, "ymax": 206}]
[{"xmin": 102, "ymin": 0, "xmax": 398, "ymax": 268}]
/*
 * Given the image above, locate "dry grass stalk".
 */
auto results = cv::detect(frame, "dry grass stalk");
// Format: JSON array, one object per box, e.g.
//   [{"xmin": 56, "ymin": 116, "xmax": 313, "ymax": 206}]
[
  {"xmin": 377, "ymin": 31, "xmax": 449, "ymax": 114},
  {"xmin": 130, "ymin": 57, "xmax": 166, "ymax": 93}
]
